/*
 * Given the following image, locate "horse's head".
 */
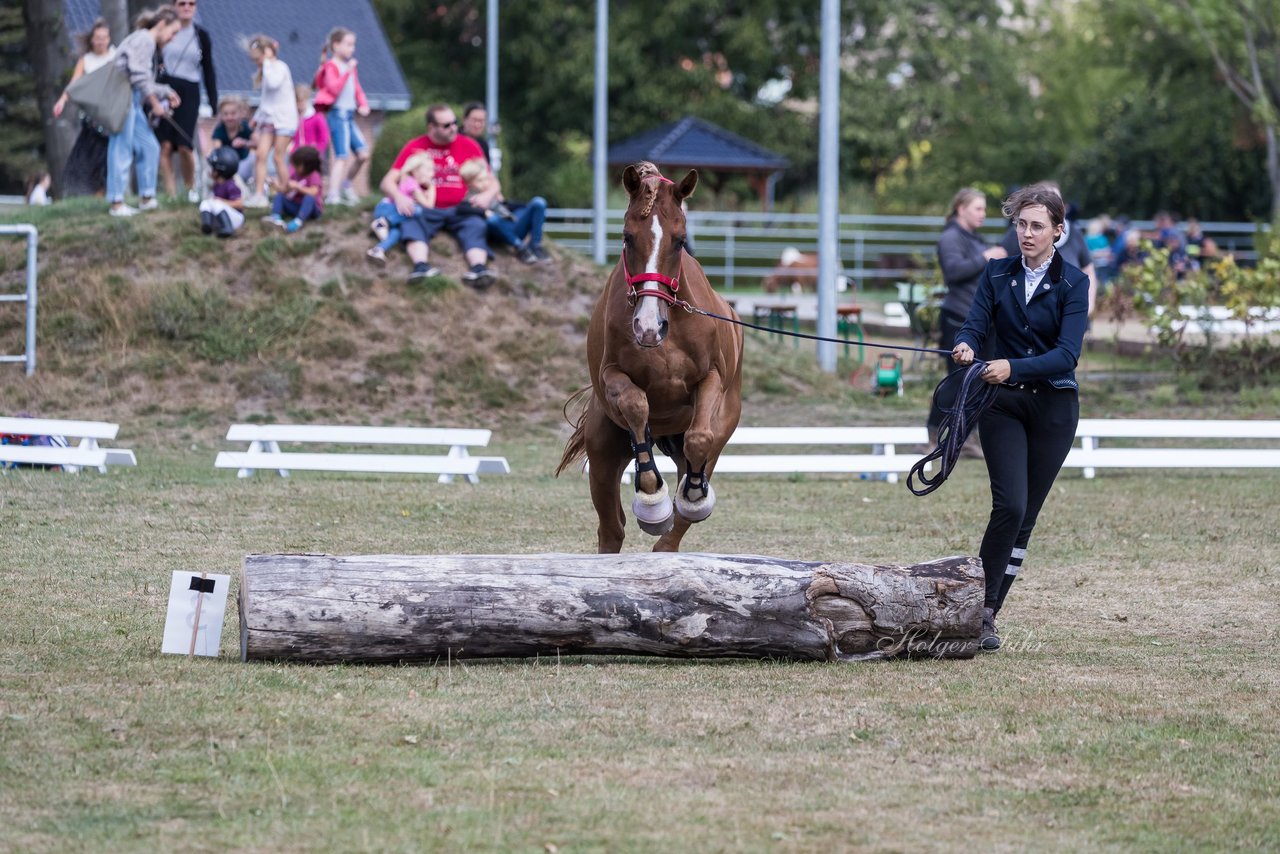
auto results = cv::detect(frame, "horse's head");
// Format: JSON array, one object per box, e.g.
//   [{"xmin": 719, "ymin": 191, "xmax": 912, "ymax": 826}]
[{"xmin": 620, "ymin": 162, "xmax": 698, "ymax": 348}]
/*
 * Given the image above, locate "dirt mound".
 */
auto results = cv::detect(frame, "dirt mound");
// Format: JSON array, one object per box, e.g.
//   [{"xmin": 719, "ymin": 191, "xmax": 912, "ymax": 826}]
[{"xmin": 0, "ymin": 201, "xmax": 602, "ymax": 442}]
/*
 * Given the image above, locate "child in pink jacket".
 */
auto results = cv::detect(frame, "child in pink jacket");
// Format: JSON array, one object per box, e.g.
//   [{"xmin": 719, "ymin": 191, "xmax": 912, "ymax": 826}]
[{"xmin": 313, "ymin": 26, "xmax": 369, "ymax": 205}]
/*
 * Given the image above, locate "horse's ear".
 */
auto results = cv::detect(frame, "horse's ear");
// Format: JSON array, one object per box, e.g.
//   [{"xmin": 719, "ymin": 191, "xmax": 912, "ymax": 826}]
[
  {"xmin": 675, "ymin": 169, "xmax": 698, "ymax": 202},
  {"xmin": 622, "ymin": 165, "xmax": 641, "ymax": 198}
]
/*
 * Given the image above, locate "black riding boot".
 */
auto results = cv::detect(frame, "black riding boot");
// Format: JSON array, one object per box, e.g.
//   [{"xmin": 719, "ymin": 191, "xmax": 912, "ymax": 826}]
[
  {"xmin": 200, "ymin": 210, "xmax": 215, "ymax": 234},
  {"xmin": 214, "ymin": 211, "xmax": 235, "ymax": 239}
]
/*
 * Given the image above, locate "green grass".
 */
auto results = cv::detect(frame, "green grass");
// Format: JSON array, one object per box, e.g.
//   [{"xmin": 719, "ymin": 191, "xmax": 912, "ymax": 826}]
[{"xmin": 2, "ymin": 442, "xmax": 1278, "ymax": 852}]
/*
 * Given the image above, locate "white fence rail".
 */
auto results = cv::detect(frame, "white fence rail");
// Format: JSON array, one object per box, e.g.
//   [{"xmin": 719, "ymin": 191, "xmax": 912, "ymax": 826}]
[
  {"xmin": 543, "ymin": 209, "xmax": 1262, "ymax": 292},
  {"xmin": 0, "ymin": 224, "xmax": 37, "ymax": 375}
]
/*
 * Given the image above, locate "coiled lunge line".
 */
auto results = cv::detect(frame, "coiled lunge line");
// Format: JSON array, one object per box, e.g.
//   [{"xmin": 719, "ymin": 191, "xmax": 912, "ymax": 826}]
[
  {"xmin": 682, "ymin": 304, "xmax": 997, "ymax": 494},
  {"xmin": 906, "ymin": 362, "xmax": 999, "ymax": 495}
]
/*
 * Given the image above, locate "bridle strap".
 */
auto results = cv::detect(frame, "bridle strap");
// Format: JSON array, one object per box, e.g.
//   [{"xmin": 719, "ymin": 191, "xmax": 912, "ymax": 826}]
[{"xmin": 622, "ymin": 244, "xmax": 684, "ymax": 306}]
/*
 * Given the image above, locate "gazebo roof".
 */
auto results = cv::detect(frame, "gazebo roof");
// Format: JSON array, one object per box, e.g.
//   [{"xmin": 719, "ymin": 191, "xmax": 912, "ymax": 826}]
[{"xmin": 608, "ymin": 117, "xmax": 788, "ymax": 173}]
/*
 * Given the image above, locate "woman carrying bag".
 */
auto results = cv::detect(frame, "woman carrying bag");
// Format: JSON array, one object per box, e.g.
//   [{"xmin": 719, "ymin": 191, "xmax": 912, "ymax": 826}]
[
  {"xmin": 54, "ymin": 19, "xmax": 116, "ymax": 197},
  {"xmin": 106, "ymin": 6, "xmax": 183, "ymax": 217}
]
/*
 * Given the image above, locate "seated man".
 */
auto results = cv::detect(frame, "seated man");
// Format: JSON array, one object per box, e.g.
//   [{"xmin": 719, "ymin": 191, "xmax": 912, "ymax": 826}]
[{"xmin": 378, "ymin": 103, "xmax": 499, "ymax": 289}]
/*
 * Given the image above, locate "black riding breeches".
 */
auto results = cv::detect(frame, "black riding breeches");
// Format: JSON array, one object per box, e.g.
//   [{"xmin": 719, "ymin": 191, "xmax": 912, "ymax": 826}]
[{"xmin": 977, "ymin": 384, "xmax": 1079, "ymax": 609}]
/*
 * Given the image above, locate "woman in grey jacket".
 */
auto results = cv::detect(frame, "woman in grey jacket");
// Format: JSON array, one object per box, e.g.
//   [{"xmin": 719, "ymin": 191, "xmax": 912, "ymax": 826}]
[
  {"xmin": 927, "ymin": 188, "xmax": 1006, "ymax": 451},
  {"xmin": 106, "ymin": 7, "xmax": 183, "ymax": 217}
]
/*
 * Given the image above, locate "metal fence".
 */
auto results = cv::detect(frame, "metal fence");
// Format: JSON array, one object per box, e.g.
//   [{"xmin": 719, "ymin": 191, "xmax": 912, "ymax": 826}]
[
  {"xmin": 543, "ymin": 209, "xmax": 1264, "ymax": 292},
  {"xmin": 0, "ymin": 224, "xmax": 38, "ymax": 375}
]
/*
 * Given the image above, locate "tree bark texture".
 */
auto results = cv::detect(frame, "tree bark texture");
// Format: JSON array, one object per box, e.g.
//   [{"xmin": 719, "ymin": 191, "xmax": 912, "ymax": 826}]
[
  {"xmin": 240, "ymin": 553, "xmax": 983, "ymax": 663},
  {"xmin": 22, "ymin": 0, "xmax": 76, "ymax": 194}
]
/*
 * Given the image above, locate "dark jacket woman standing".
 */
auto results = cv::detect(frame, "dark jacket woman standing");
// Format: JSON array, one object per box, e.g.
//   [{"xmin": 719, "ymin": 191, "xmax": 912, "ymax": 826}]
[
  {"xmin": 952, "ymin": 184, "xmax": 1090, "ymax": 652},
  {"xmin": 928, "ymin": 188, "xmax": 1006, "ymax": 451}
]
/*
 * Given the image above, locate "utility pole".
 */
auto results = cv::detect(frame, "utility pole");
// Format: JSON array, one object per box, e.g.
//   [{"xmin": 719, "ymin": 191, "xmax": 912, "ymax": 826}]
[
  {"xmin": 592, "ymin": 0, "xmax": 608, "ymax": 265},
  {"xmin": 816, "ymin": 0, "xmax": 841, "ymax": 372}
]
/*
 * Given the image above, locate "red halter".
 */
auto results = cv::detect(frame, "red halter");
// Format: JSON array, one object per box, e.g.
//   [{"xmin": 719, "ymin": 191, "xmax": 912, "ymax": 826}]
[
  {"xmin": 622, "ymin": 244, "xmax": 684, "ymax": 306},
  {"xmin": 621, "ymin": 175, "xmax": 684, "ymax": 306}
]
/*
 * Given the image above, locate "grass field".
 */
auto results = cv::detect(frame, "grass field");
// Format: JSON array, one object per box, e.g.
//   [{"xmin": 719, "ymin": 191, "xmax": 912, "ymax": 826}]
[{"xmin": 2, "ymin": 438, "xmax": 1278, "ymax": 852}]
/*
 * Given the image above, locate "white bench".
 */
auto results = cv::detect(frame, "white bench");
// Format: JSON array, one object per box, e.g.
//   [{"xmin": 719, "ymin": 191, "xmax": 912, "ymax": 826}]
[
  {"xmin": 0, "ymin": 416, "xmax": 136, "ymax": 473},
  {"xmin": 618, "ymin": 426, "xmax": 930, "ymax": 484},
  {"xmin": 1067, "ymin": 419, "xmax": 1280, "ymax": 478},
  {"xmin": 215, "ymin": 424, "xmax": 511, "ymax": 483}
]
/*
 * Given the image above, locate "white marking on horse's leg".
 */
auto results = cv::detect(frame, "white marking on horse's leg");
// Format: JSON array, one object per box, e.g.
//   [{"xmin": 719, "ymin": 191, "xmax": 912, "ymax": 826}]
[{"xmin": 633, "ymin": 214, "xmax": 664, "ymax": 339}]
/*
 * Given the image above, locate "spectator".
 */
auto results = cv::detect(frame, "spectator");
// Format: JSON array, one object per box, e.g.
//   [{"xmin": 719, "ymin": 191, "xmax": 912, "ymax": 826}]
[
  {"xmin": 461, "ymin": 101, "xmax": 491, "ymax": 164},
  {"xmin": 26, "ymin": 173, "xmax": 52, "ymax": 206},
  {"xmin": 459, "ymin": 101, "xmax": 548, "ymax": 262},
  {"xmin": 1165, "ymin": 231, "xmax": 1196, "ymax": 279},
  {"xmin": 244, "ymin": 34, "xmax": 296, "ymax": 208},
  {"xmin": 379, "ymin": 104, "xmax": 498, "ymax": 288},
  {"xmin": 210, "ymin": 96, "xmax": 256, "ymax": 185},
  {"xmin": 199, "ymin": 146, "xmax": 244, "ymax": 238},
  {"xmin": 54, "ymin": 18, "xmax": 116, "ymax": 198},
  {"xmin": 1184, "ymin": 218, "xmax": 1219, "ymax": 266},
  {"xmin": 1115, "ymin": 230, "xmax": 1145, "ymax": 269},
  {"xmin": 106, "ymin": 6, "xmax": 183, "ymax": 218},
  {"xmin": 928, "ymin": 187, "xmax": 1006, "ymax": 457},
  {"xmin": 458, "ymin": 158, "xmax": 549, "ymax": 264},
  {"xmin": 1001, "ymin": 182, "xmax": 1098, "ymax": 314},
  {"xmin": 155, "ymin": 0, "xmax": 217, "ymax": 202},
  {"xmin": 314, "ymin": 27, "xmax": 370, "ymax": 205},
  {"xmin": 292, "ymin": 84, "xmax": 330, "ymax": 161},
  {"xmin": 1085, "ymin": 216, "xmax": 1115, "ymax": 285},
  {"xmin": 366, "ymin": 152, "xmax": 435, "ymax": 266},
  {"xmin": 262, "ymin": 145, "xmax": 322, "ymax": 234}
]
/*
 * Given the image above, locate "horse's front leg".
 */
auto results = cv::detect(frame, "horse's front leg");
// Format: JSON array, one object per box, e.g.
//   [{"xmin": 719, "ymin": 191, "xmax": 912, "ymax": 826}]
[
  {"xmin": 601, "ymin": 366, "xmax": 673, "ymax": 536},
  {"xmin": 672, "ymin": 368, "xmax": 731, "ymax": 526}
]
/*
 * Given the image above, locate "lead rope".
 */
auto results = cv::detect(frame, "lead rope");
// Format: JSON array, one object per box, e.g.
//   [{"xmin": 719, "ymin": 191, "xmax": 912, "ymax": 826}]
[
  {"xmin": 676, "ymin": 303, "xmax": 998, "ymax": 494},
  {"xmin": 906, "ymin": 362, "xmax": 999, "ymax": 495}
]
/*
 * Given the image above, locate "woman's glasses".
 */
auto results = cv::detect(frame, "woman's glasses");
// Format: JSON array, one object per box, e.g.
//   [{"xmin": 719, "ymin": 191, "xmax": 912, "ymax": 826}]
[{"xmin": 1014, "ymin": 219, "xmax": 1050, "ymax": 236}]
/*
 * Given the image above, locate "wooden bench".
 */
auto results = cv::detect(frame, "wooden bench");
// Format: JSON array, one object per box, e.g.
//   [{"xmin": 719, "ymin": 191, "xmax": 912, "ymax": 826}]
[
  {"xmin": 214, "ymin": 424, "xmax": 511, "ymax": 483},
  {"xmin": 618, "ymin": 426, "xmax": 930, "ymax": 485},
  {"xmin": 0, "ymin": 416, "xmax": 136, "ymax": 473},
  {"xmin": 1066, "ymin": 419, "xmax": 1280, "ymax": 478}
]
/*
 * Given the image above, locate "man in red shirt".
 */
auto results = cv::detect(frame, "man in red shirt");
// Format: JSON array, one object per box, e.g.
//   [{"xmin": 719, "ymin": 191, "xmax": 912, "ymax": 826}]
[{"xmin": 379, "ymin": 104, "xmax": 501, "ymax": 288}]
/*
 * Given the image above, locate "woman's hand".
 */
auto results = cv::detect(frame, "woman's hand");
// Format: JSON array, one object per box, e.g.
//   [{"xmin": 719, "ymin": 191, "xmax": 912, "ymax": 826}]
[
  {"xmin": 952, "ymin": 343, "xmax": 975, "ymax": 365},
  {"xmin": 980, "ymin": 359, "xmax": 1011, "ymax": 384},
  {"xmin": 53, "ymin": 94, "xmax": 68, "ymax": 118},
  {"xmin": 169, "ymin": 92, "xmax": 182, "ymax": 109},
  {"xmin": 357, "ymin": 105, "xmax": 370, "ymax": 117},
  {"xmin": 983, "ymin": 246, "xmax": 1008, "ymax": 260}
]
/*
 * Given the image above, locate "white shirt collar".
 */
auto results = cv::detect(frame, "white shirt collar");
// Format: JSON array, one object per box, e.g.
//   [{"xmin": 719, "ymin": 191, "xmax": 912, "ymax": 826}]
[{"xmin": 1022, "ymin": 251, "xmax": 1054, "ymax": 304}]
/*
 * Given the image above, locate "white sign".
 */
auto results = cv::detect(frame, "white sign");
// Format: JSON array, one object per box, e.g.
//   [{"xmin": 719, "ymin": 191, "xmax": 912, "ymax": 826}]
[{"xmin": 161, "ymin": 571, "xmax": 231, "ymax": 657}]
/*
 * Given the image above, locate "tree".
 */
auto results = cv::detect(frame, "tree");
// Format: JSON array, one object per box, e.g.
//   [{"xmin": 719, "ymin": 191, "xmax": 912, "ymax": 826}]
[
  {"xmin": 0, "ymin": 5, "xmax": 45, "ymax": 193},
  {"xmin": 21, "ymin": 0, "xmax": 75, "ymax": 196},
  {"xmin": 1133, "ymin": 0, "xmax": 1280, "ymax": 222}
]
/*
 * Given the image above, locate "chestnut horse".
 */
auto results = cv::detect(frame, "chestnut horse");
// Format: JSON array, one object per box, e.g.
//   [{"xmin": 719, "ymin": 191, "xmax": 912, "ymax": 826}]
[{"xmin": 556, "ymin": 162, "xmax": 744, "ymax": 553}]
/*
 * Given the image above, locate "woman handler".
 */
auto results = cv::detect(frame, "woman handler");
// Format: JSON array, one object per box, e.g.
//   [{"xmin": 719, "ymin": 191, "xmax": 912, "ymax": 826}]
[{"xmin": 951, "ymin": 184, "xmax": 1089, "ymax": 652}]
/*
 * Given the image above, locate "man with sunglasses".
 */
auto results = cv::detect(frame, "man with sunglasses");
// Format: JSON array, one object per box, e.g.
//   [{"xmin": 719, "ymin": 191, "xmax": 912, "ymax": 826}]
[{"xmin": 379, "ymin": 104, "xmax": 499, "ymax": 288}]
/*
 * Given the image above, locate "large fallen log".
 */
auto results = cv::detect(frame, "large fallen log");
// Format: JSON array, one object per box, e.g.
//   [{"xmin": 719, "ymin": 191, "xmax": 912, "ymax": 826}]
[{"xmin": 239, "ymin": 553, "xmax": 983, "ymax": 663}]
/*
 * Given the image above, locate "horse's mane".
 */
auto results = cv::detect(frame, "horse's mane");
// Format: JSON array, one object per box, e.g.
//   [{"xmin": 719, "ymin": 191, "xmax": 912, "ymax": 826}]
[{"xmin": 632, "ymin": 161, "xmax": 667, "ymax": 219}]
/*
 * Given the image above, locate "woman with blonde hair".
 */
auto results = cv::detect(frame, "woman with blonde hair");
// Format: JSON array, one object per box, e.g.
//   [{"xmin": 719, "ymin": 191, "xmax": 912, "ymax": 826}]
[
  {"xmin": 53, "ymin": 18, "xmax": 116, "ymax": 197},
  {"xmin": 927, "ymin": 188, "xmax": 1006, "ymax": 453}
]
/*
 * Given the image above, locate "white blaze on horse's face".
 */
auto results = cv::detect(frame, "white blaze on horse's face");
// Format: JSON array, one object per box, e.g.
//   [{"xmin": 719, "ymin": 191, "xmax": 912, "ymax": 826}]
[{"xmin": 633, "ymin": 214, "xmax": 670, "ymax": 348}]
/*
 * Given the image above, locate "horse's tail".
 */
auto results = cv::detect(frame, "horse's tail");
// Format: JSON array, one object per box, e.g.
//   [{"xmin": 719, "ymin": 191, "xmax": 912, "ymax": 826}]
[{"xmin": 554, "ymin": 387, "xmax": 593, "ymax": 477}]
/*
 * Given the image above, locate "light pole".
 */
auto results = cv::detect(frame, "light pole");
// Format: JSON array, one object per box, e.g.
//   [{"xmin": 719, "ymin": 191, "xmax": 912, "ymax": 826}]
[
  {"xmin": 592, "ymin": 0, "xmax": 608, "ymax": 265},
  {"xmin": 486, "ymin": 0, "xmax": 500, "ymax": 172},
  {"xmin": 816, "ymin": 0, "xmax": 841, "ymax": 373}
]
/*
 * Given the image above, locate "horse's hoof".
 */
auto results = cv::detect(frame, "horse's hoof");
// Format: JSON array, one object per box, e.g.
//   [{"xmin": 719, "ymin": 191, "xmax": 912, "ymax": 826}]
[
  {"xmin": 633, "ymin": 481, "xmax": 674, "ymax": 535},
  {"xmin": 675, "ymin": 476, "xmax": 716, "ymax": 522}
]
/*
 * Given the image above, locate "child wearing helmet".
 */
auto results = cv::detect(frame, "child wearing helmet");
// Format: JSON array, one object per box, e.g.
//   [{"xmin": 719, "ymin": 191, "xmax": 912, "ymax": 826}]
[{"xmin": 199, "ymin": 146, "xmax": 246, "ymax": 238}]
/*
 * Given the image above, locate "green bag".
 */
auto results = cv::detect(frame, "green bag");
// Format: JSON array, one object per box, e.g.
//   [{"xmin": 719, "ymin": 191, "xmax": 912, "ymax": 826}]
[{"xmin": 65, "ymin": 60, "xmax": 132, "ymax": 135}]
